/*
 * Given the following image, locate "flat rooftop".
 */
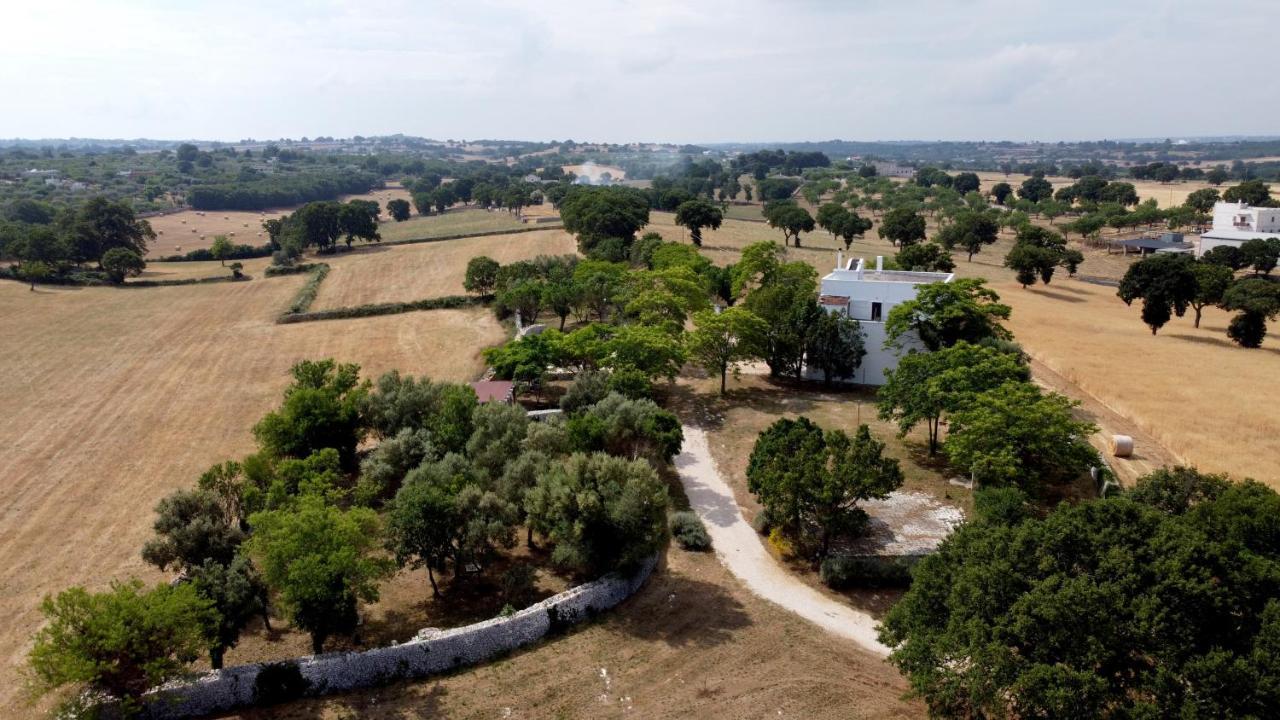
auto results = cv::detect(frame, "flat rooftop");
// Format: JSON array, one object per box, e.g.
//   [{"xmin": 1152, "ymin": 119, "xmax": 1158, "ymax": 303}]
[{"xmin": 824, "ymin": 267, "xmax": 954, "ymax": 284}]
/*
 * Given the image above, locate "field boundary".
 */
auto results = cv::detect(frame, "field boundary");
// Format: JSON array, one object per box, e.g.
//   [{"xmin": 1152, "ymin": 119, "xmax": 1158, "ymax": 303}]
[
  {"xmin": 0, "ymin": 267, "xmax": 248, "ymax": 289},
  {"xmin": 277, "ymin": 294, "xmax": 485, "ymax": 324},
  {"xmin": 280, "ymin": 263, "xmax": 330, "ymax": 316},
  {"xmin": 378, "ymin": 223, "xmax": 563, "ymax": 248},
  {"xmin": 137, "ymin": 556, "xmax": 658, "ymax": 719}
]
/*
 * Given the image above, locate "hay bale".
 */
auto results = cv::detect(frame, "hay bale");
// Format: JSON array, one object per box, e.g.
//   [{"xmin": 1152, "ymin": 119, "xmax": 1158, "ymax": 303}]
[{"xmin": 1111, "ymin": 435, "xmax": 1134, "ymax": 458}]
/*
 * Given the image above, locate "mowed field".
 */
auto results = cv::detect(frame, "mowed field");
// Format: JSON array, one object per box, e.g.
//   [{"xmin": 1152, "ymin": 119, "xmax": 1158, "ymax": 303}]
[
  {"xmin": 651, "ymin": 210, "xmax": 1279, "ymax": 486},
  {"xmin": 144, "ymin": 185, "xmax": 414, "ymax": 257},
  {"xmin": 312, "ymin": 228, "xmax": 578, "ymax": 310},
  {"xmin": 0, "ymin": 258, "xmax": 507, "ymax": 712}
]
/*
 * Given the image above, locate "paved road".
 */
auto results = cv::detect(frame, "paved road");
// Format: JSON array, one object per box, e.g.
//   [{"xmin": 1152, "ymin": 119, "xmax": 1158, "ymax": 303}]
[{"xmin": 674, "ymin": 426, "xmax": 890, "ymax": 657}]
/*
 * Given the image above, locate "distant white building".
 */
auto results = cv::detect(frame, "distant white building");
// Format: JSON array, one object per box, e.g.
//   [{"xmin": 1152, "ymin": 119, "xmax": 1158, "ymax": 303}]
[
  {"xmin": 1198, "ymin": 201, "xmax": 1280, "ymax": 256},
  {"xmin": 869, "ymin": 161, "xmax": 914, "ymax": 178},
  {"xmin": 811, "ymin": 254, "xmax": 954, "ymax": 385}
]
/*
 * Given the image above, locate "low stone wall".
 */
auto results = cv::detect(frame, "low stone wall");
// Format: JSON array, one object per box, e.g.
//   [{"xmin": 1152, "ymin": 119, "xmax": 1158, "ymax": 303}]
[{"xmin": 137, "ymin": 556, "xmax": 657, "ymax": 719}]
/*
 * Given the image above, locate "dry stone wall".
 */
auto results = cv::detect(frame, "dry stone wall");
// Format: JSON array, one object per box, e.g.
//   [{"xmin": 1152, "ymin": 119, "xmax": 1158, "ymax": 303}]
[{"xmin": 137, "ymin": 556, "xmax": 657, "ymax": 719}]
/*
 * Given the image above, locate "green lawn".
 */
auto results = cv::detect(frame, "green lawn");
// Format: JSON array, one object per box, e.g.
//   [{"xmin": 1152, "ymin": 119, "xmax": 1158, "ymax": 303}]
[
  {"xmin": 722, "ymin": 203, "xmax": 765, "ymax": 222},
  {"xmin": 378, "ymin": 208, "xmax": 544, "ymax": 242}
]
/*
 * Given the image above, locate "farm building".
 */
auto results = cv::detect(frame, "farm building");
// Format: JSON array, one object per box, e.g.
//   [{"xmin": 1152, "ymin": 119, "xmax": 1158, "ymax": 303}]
[
  {"xmin": 811, "ymin": 254, "xmax": 953, "ymax": 385},
  {"xmin": 1112, "ymin": 234, "xmax": 1193, "ymax": 256},
  {"xmin": 1198, "ymin": 201, "xmax": 1280, "ymax": 256}
]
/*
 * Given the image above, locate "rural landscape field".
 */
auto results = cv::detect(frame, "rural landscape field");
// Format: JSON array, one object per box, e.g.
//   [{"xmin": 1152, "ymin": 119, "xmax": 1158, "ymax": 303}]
[{"xmin": 4, "ymin": 2, "xmax": 1280, "ymax": 719}]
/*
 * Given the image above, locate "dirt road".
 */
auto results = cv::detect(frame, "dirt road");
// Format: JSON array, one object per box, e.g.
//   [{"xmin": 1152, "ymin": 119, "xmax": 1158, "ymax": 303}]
[{"xmin": 674, "ymin": 426, "xmax": 889, "ymax": 656}]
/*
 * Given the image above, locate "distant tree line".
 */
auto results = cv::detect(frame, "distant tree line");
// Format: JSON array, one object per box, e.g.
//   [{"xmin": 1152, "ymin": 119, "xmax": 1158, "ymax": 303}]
[{"xmin": 187, "ymin": 171, "xmax": 382, "ymax": 211}]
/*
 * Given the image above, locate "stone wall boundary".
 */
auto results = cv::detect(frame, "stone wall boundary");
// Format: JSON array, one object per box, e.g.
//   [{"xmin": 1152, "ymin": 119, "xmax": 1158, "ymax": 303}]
[{"xmin": 136, "ymin": 555, "xmax": 657, "ymax": 719}]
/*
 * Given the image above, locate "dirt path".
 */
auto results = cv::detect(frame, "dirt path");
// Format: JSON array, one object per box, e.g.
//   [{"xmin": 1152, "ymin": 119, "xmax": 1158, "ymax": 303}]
[
  {"xmin": 674, "ymin": 426, "xmax": 889, "ymax": 656},
  {"xmin": 1028, "ymin": 358, "xmax": 1181, "ymax": 486}
]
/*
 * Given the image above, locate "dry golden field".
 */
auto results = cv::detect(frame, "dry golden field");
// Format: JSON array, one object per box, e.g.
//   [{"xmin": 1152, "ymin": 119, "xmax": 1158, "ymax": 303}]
[
  {"xmin": 660, "ymin": 208, "xmax": 1278, "ymax": 486},
  {"xmin": 972, "ymin": 171, "xmax": 1216, "ymax": 209},
  {"xmin": 312, "ymin": 229, "xmax": 578, "ymax": 310},
  {"xmin": 0, "ymin": 269, "xmax": 505, "ymax": 712},
  {"xmin": 144, "ymin": 185, "xmax": 414, "ymax": 257}
]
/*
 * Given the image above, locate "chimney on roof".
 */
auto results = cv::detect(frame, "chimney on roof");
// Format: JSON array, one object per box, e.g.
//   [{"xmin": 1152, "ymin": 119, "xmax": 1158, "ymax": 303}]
[
  {"xmin": 836, "ymin": 250, "xmax": 843, "ymax": 271},
  {"xmin": 855, "ymin": 257, "xmax": 865, "ymax": 280},
  {"xmin": 875, "ymin": 256, "xmax": 883, "ymax": 272}
]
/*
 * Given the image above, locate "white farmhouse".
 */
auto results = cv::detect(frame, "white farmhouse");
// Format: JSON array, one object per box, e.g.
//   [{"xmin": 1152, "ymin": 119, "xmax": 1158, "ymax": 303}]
[
  {"xmin": 1198, "ymin": 201, "xmax": 1280, "ymax": 256},
  {"xmin": 812, "ymin": 254, "xmax": 954, "ymax": 385}
]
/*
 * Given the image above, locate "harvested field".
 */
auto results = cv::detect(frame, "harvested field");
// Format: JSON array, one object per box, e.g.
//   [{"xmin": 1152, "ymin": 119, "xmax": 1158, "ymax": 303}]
[
  {"xmin": 972, "ymin": 171, "xmax": 1216, "ymax": 209},
  {"xmin": 228, "ymin": 549, "xmax": 920, "ymax": 720},
  {"xmin": 0, "ymin": 276, "xmax": 505, "ymax": 713},
  {"xmin": 312, "ymin": 229, "xmax": 578, "ymax": 310},
  {"xmin": 376, "ymin": 207, "xmax": 535, "ymax": 243},
  {"xmin": 144, "ymin": 185, "xmax": 413, "ymax": 257}
]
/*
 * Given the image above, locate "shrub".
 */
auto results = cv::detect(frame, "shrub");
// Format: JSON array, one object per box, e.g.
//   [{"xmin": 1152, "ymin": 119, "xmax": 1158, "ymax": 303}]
[
  {"xmin": 819, "ymin": 554, "xmax": 916, "ymax": 589},
  {"xmin": 500, "ymin": 563, "xmax": 537, "ymax": 608},
  {"xmin": 670, "ymin": 511, "xmax": 711, "ymax": 551},
  {"xmin": 253, "ymin": 661, "xmax": 310, "ymax": 705},
  {"xmin": 282, "ymin": 264, "xmax": 330, "ymax": 315}
]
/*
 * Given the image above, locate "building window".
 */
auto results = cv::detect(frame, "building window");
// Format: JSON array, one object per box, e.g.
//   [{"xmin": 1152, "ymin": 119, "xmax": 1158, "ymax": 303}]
[{"xmin": 871, "ymin": 302, "xmax": 882, "ymax": 321}]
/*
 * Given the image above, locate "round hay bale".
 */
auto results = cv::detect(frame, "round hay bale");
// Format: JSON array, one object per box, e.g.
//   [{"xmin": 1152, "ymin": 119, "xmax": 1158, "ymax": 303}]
[{"xmin": 1111, "ymin": 435, "xmax": 1134, "ymax": 458}]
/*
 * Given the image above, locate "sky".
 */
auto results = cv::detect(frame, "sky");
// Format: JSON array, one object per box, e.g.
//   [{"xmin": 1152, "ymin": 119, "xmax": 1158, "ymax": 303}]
[{"xmin": 2, "ymin": 0, "xmax": 1277, "ymax": 144}]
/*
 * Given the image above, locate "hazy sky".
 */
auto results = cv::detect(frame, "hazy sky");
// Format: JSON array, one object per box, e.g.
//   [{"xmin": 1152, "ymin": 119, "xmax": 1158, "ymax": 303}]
[{"xmin": 3, "ymin": 0, "xmax": 1276, "ymax": 144}]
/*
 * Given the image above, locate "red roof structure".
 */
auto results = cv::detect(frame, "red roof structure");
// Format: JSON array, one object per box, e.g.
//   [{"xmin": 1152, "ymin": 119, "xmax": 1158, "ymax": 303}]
[{"xmin": 470, "ymin": 380, "xmax": 515, "ymax": 404}]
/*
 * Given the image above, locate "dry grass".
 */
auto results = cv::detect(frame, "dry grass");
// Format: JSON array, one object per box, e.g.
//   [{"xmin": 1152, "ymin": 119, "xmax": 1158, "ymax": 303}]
[
  {"xmin": 312, "ymin": 229, "xmax": 578, "ymax": 310},
  {"xmin": 0, "ymin": 276, "xmax": 505, "ymax": 713},
  {"xmin": 227, "ymin": 550, "xmax": 920, "ymax": 720},
  {"xmin": 145, "ymin": 185, "xmax": 414, "ymax": 257},
  {"xmin": 972, "ymin": 171, "xmax": 1217, "ymax": 209}
]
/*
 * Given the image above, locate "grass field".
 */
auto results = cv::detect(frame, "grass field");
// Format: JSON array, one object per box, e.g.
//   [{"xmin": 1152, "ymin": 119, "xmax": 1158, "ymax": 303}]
[
  {"xmin": 312, "ymin": 229, "xmax": 578, "ymax": 310},
  {"xmin": 145, "ymin": 185, "xmax": 414, "ymax": 257},
  {"xmin": 376, "ymin": 207, "xmax": 537, "ymax": 243},
  {"xmin": 0, "ymin": 267, "xmax": 506, "ymax": 712}
]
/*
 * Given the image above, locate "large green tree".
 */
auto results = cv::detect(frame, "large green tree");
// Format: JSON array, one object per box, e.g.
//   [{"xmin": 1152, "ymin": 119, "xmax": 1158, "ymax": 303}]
[
  {"xmin": 936, "ymin": 210, "xmax": 1000, "ymax": 261},
  {"xmin": 878, "ymin": 341, "xmax": 1029, "ymax": 455},
  {"xmin": 944, "ymin": 381, "xmax": 1098, "ymax": 490},
  {"xmin": 559, "ymin": 185, "xmax": 651, "ymax": 259},
  {"xmin": 880, "ymin": 207, "xmax": 927, "ymax": 248},
  {"xmin": 763, "ymin": 200, "xmax": 816, "ymax": 247},
  {"xmin": 525, "ymin": 452, "xmax": 669, "ymax": 576},
  {"xmin": 27, "ymin": 581, "xmax": 215, "ymax": 712},
  {"xmin": 884, "ymin": 278, "xmax": 1012, "ymax": 351},
  {"xmin": 685, "ymin": 306, "xmax": 768, "ymax": 394},
  {"xmin": 881, "ymin": 470, "xmax": 1280, "ymax": 718},
  {"xmin": 248, "ymin": 497, "xmax": 393, "ymax": 654},
  {"xmin": 1118, "ymin": 253, "xmax": 1198, "ymax": 335},
  {"xmin": 1220, "ymin": 277, "xmax": 1280, "ymax": 348},
  {"xmin": 673, "ymin": 198, "xmax": 723, "ymax": 247},
  {"xmin": 1188, "ymin": 261, "xmax": 1235, "ymax": 328},
  {"xmin": 747, "ymin": 417, "xmax": 902, "ymax": 558}
]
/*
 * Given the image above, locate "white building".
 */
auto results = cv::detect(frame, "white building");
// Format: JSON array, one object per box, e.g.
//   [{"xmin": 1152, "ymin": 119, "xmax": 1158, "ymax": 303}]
[
  {"xmin": 812, "ymin": 254, "xmax": 954, "ymax": 385},
  {"xmin": 1198, "ymin": 201, "xmax": 1280, "ymax": 256}
]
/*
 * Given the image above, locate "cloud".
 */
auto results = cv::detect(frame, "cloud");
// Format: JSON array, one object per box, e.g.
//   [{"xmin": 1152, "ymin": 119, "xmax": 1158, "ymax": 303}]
[{"xmin": 1, "ymin": 0, "xmax": 1278, "ymax": 142}]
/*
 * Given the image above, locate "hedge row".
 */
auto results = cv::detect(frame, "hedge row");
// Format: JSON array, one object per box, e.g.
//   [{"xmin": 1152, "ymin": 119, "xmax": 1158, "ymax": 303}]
[
  {"xmin": 278, "ymin": 294, "xmax": 483, "ymax": 324},
  {"xmin": 282, "ymin": 264, "xmax": 330, "ymax": 315},
  {"xmin": 379, "ymin": 224, "xmax": 563, "ymax": 249},
  {"xmin": 819, "ymin": 553, "xmax": 921, "ymax": 589},
  {"xmin": 1, "ymin": 266, "xmax": 243, "ymax": 288},
  {"xmin": 264, "ymin": 263, "xmax": 326, "ymax": 277},
  {"xmin": 124, "ymin": 274, "xmax": 248, "ymax": 288},
  {"xmin": 154, "ymin": 244, "xmax": 274, "ymax": 263}
]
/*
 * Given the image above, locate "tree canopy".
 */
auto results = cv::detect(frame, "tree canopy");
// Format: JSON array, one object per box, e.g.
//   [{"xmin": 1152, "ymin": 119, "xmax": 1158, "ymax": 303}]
[
  {"xmin": 884, "ymin": 278, "xmax": 1011, "ymax": 351},
  {"xmin": 881, "ymin": 469, "xmax": 1280, "ymax": 718}
]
